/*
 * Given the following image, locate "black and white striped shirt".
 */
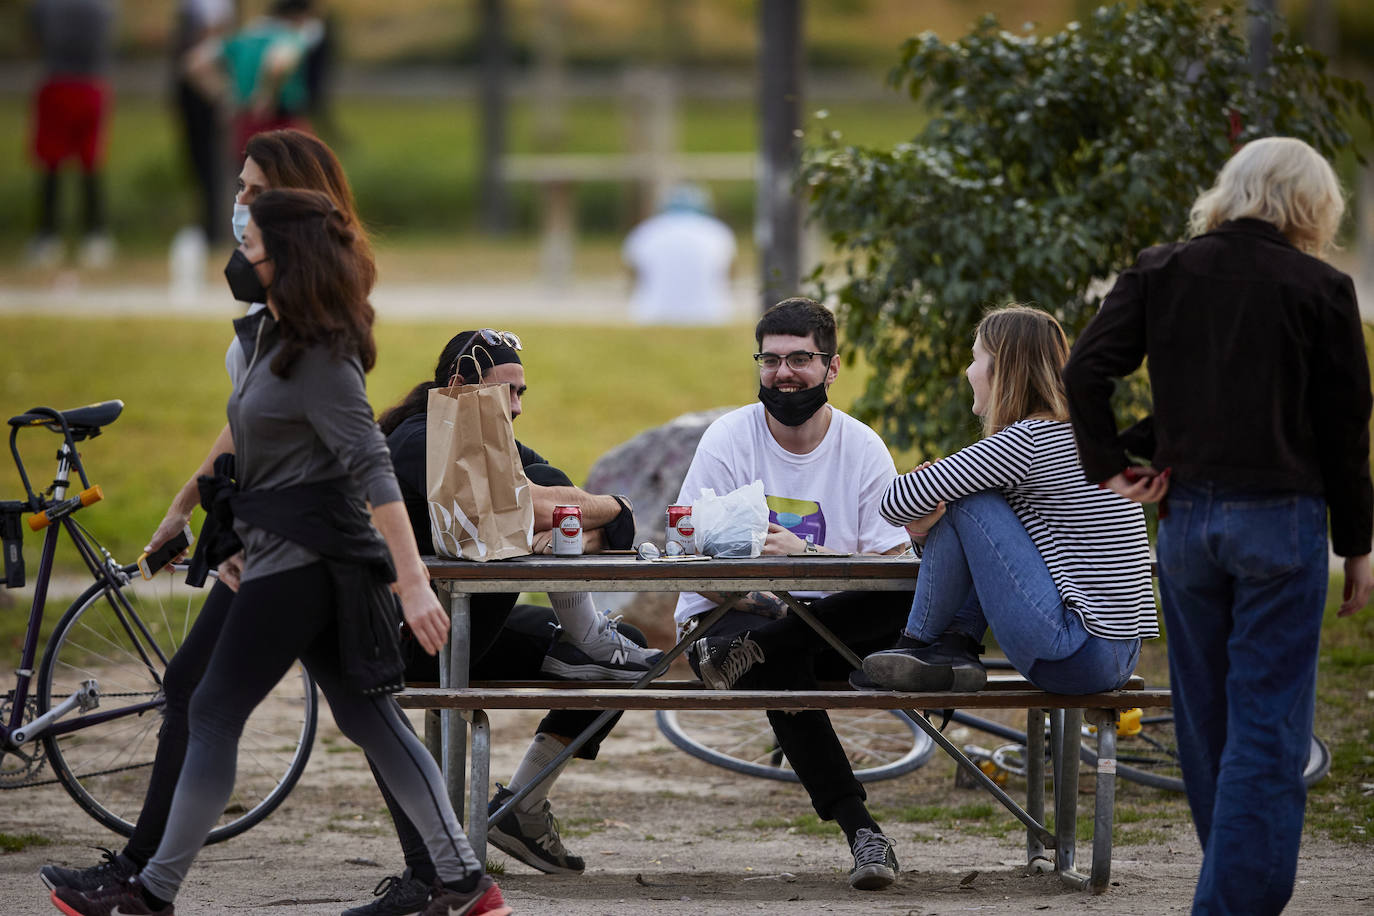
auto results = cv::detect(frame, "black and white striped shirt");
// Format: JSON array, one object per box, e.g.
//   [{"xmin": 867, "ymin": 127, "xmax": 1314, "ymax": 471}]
[{"xmin": 880, "ymin": 419, "xmax": 1158, "ymax": 640}]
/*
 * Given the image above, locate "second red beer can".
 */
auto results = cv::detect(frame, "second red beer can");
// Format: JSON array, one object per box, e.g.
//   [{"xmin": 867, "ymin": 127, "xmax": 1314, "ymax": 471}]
[
  {"xmin": 665, "ymin": 505, "xmax": 694, "ymax": 555},
  {"xmin": 552, "ymin": 505, "xmax": 583, "ymax": 555}
]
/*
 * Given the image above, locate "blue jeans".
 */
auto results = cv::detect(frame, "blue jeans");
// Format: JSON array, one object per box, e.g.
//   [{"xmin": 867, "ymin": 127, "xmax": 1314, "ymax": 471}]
[
  {"xmin": 906, "ymin": 490, "xmax": 1140, "ymax": 694},
  {"xmin": 1156, "ymin": 483, "xmax": 1329, "ymax": 916}
]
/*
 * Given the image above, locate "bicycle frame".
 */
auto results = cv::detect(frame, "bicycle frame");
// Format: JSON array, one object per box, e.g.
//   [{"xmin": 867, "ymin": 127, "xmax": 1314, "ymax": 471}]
[{"xmin": 2, "ymin": 410, "xmax": 169, "ymax": 750}]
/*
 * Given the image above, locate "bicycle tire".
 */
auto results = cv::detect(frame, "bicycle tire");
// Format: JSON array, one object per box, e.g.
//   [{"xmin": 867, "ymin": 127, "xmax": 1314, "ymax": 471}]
[
  {"xmin": 1080, "ymin": 717, "xmax": 1332, "ymax": 793},
  {"xmin": 37, "ymin": 566, "xmax": 317, "ymax": 843},
  {"xmin": 656, "ymin": 708, "xmax": 936, "ymax": 783},
  {"xmin": 950, "ymin": 710, "xmax": 1331, "ymax": 793}
]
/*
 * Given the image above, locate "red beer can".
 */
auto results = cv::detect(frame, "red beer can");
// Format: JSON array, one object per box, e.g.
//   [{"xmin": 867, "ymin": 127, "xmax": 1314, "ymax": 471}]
[
  {"xmin": 552, "ymin": 505, "xmax": 583, "ymax": 556},
  {"xmin": 665, "ymin": 505, "xmax": 694, "ymax": 556}
]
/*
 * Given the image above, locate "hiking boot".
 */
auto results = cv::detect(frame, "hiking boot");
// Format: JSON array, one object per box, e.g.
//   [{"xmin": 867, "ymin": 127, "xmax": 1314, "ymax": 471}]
[
  {"xmin": 50, "ymin": 875, "xmax": 173, "ymax": 916},
  {"xmin": 693, "ymin": 632, "xmax": 765, "ymax": 690},
  {"xmin": 488, "ymin": 784, "xmax": 585, "ymax": 875},
  {"xmin": 848, "ymin": 827, "xmax": 899, "ymax": 890},
  {"xmin": 40, "ymin": 848, "xmax": 138, "ymax": 893},
  {"xmin": 342, "ymin": 867, "xmax": 432, "ymax": 916},
  {"xmin": 539, "ymin": 615, "xmax": 664, "ymax": 680},
  {"xmin": 862, "ymin": 632, "xmax": 987, "ymax": 692},
  {"xmin": 419, "ymin": 874, "xmax": 511, "ymax": 916}
]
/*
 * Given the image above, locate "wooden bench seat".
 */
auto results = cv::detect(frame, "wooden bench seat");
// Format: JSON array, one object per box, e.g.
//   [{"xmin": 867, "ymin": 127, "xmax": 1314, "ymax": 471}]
[{"xmin": 397, "ymin": 684, "xmax": 1172, "ymax": 711}]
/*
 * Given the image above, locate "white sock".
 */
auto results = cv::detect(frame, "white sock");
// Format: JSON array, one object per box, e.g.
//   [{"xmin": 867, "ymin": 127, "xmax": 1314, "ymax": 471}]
[
  {"xmin": 507, "ymin": 732, "xmax": 568, "ymax": 814},
  {"xmin": 549, "ymin": 592, "xmax": 600, "ymax": 644}
]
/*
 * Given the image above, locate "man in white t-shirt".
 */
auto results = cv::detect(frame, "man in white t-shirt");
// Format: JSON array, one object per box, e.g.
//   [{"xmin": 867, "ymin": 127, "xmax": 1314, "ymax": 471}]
[
  {"xmin": 673, "ymin": 297, "xmax": 913, "ymax": 891},
  {"xmin": 623, "ymin": 183, "xmax": 736, "ymax": 324}
]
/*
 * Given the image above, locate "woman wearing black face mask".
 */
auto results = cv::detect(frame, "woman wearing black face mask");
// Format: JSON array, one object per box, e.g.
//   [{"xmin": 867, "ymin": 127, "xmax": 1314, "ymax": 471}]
[{"xmin": 53, "ymin": 190, "xmax": 512, "ymax": 916}]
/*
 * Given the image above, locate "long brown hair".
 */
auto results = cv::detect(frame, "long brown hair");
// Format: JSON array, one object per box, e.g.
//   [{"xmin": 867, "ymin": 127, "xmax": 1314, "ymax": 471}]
[
  {"xmin": 249, "ymin": 189, "xmax": 377, "ymax": 377},
  {"xmin": 975, "ymin": 305, "xmax": 1070, "ymax": 437},
  {"xmin": 243, "ymin": 129, "xmax": 375, "ymax": 289}
]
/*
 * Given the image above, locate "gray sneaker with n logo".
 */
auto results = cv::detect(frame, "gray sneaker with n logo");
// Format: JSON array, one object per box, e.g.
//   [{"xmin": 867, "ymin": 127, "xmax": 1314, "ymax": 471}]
[{"xmin": 539, "ymin": 614, "xmax": 663, "ymax": 680}]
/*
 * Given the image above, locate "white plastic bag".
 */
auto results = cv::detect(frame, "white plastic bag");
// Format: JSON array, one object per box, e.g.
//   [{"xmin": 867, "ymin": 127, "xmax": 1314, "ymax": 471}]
[{"xmin": 691, "ymin": 480, "xmax": 769, "ymax": 558}]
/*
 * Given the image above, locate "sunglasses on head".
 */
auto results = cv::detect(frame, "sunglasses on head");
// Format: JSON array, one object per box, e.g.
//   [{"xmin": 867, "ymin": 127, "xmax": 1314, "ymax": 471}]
[{"xmin": 451, "ymin": 329, "xmax": 523, "ymax": 379}]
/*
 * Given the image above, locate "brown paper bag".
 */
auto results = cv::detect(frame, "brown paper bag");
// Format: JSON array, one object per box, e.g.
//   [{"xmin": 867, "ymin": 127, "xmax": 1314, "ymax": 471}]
[{"xmin": 425, "ymin": 383, "xmax": 534, "ymax": 561}]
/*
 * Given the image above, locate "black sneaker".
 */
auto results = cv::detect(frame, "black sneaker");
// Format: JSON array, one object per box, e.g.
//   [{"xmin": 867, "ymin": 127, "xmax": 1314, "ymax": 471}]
[
  {"xmin": 50, "ymin": 875, "xmax": 173, "ymax": 915},
  {"xmin": 40, "ymin": 848, "xmax": 138, "ymax": 893},
  {"xmin": 862, "ymin": 632, "xmax": 987, "ymax": 692},
  {"xmin": 342, "ymin": 867, "xmax": 432, "ymax": 916},
  {"xmin": 692, "ymin": 632, "xmax": 765, "ymax": 690},
  {"xmin": 419, "ymin": 874, "xmax": 511, "ymax": 916},
  {"xmin": 487, "ymin": 784, "xmax": 585, "ymax": 875},
  {"xmin": 848, "ymin": 827, "xmax": 898, "ymax": 890},
  {"xmin": 848, "ymin": 668, "xmax": 881, "ymax": 691},
  {"xmin": 539, "ymin": 615, "xmax": 664, "ymax": 680}
]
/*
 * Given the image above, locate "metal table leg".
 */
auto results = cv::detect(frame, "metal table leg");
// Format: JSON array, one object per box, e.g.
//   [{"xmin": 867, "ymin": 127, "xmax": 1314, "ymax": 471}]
[
  {"xmin": 1087, "ymin": 708, "xmax": 1118, "ymax": 894},
  {"xmin": 436, "ymin": 582, "xmax": 472, "ymax": 821},
  {"xmin": 1056, "ymin": 708, "xmax": 1089, "ymax": 889},
  {"xmin": 469, "ymin": 709, "xmax": 491, "ymax": 866},
  {"xmin": 1026, "ymin": 708, "xmax": 1052, "ymax": 873}
]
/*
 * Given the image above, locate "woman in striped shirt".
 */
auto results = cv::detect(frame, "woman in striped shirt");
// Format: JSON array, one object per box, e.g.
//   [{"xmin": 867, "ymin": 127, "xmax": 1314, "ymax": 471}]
[{"xmin": 862, "ymin": 306, "xmax": 1156, "ymax": 694}]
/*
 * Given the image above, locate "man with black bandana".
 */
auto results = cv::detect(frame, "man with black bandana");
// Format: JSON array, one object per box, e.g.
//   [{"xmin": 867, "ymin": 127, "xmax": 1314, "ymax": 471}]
[{"xmin": 672, "ymin": 297, "xmax": 914, "ymax": 891}]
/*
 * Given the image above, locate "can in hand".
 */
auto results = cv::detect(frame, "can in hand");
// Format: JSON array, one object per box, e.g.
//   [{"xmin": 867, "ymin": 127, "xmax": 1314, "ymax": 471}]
[
  {"xmin": 665, "ymin": 505, "xmax": 694, "ymax": 556},
  {"xmin": 552, "ymin": 505, "xmax": 583, "ymax": 556}
]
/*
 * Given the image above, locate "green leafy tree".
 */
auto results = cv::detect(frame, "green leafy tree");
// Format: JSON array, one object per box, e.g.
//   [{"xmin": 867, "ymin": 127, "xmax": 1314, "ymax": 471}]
[{"xmin": 805, "ymin": 0, "xmax": 1372, "ymax": 458}]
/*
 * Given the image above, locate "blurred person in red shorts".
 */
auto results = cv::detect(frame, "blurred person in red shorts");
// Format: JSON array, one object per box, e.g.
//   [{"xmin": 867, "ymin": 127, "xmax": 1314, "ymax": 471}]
[{"xmin": 27, "ymin": 0, "xmax": 117, "ymax": 269}]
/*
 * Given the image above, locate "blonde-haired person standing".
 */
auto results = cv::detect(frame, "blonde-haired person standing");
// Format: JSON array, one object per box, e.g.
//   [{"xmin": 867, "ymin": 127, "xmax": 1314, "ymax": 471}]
[
  {"xmin": 863, "ymin": 305, "xmax": 1157, "ymax": 697},
  {"xmin": 1063, "ymin": 137, "xmax": 1373, "ymax": 915}
]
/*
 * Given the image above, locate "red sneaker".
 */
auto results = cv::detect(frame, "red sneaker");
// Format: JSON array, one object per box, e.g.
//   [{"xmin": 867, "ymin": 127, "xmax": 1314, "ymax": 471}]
[
  {"xmin": 420, "ymin": 873, "xmax": 511, "ymax": 916},
  {"xmin": 50, "ymin": 876, "xmax": 174, "ymax": 916}
]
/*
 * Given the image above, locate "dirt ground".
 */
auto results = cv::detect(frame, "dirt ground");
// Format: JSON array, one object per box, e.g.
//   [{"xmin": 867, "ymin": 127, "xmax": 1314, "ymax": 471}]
[{"xmin": 3, "ymin": 704, "xmax": 1372, "ymax": 916}]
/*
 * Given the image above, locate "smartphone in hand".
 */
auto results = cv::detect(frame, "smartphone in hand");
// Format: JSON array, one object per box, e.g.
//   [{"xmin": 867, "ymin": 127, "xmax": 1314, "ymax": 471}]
[
  {"xmin": 1122, "ymin": 465, "xmax": 1172, "ymax": 484},
  {"xmin": 138, "ymin": 525, "xmax": 194, "ymax": 580}
]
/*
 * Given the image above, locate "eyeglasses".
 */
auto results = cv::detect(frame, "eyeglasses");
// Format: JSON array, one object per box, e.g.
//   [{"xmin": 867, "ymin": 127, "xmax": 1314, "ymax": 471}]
[{"xmin": 753, "ymin": 350, "xmax": 832, "ymax": 372}]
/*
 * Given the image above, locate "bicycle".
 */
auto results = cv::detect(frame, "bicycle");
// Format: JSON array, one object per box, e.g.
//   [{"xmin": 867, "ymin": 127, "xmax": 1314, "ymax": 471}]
[
  {"xmin": 1, "ymin": 401, "xmax": 317, "ymax": 843},
  {"xmin": 657, "ymin": 665, "xmax": 1332, "ymax": 792}
]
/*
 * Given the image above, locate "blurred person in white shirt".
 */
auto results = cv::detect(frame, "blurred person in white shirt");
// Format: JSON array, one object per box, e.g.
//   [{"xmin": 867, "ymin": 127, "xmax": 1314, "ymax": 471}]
[{"xmin": 623, "ymin": 182, "xmax": 737, "ymax": 325}]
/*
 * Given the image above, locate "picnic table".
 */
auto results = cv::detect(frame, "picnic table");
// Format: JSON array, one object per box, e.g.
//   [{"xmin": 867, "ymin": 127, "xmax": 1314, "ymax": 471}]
[{"xmin": 409, "ymin": 553, "xmax": 1169, "ymax": 893}]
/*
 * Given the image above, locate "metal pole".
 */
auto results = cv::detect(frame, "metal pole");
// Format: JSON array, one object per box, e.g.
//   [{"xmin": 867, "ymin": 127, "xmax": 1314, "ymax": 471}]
[
  {"xmin": 477, "ymin": 0, "xmax": 510, "ymax": 233},
  {"xmin": 756, "ymin": 0, "xmax": 803, "ymax": 312}
]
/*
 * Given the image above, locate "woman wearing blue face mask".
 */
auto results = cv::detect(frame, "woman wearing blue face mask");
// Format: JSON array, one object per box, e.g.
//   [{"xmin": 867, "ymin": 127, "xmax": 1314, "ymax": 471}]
[{"xmin": 38, "ymin": 128, "xmax": 378, "ymax": 902}]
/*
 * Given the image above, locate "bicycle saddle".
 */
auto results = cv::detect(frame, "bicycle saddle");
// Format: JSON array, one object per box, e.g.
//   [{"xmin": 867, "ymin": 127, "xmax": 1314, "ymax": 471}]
[{"xmin": 8, "ymin": 400, "xmax": 124, "ymax": 440}]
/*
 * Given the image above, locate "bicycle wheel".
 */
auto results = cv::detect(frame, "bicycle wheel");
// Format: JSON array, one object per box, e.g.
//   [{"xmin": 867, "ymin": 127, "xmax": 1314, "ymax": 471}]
[
  {"xmin": 37, "ymin": 565, "xmax": 317, "ymax": 843},
  {"xmin": 1083, "ymin": 714, "xmax": 1333, "ymax": 793},
  {"xmin": 656, "ymin": 708, "xmax": 936, "ymax": 783}
]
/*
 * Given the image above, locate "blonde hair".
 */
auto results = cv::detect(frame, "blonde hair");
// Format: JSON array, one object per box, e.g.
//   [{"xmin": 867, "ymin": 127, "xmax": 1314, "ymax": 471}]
[
  {"xmin": 975, "ymin": 305, "xmax": 1071, "ymax": 438},
  {"xmin": 1188, "ymin": 137, "xmax": 1344, "ymax": 256}
]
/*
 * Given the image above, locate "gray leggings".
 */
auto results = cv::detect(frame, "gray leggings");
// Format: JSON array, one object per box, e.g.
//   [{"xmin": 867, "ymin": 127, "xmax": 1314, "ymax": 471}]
[{"xmin": 140, "ymin": 563, "xmax": 479, "ymax": 901}]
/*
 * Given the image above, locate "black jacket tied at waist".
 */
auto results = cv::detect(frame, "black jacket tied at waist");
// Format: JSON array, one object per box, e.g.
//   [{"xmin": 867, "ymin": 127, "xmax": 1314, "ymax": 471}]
[{"xmin": 187, "ymin": 452, "xmax": 406, "ymax": 696}]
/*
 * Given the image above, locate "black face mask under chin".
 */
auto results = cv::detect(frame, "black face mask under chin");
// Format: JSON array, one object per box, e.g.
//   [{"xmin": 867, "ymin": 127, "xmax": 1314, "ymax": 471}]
[
  {"xmin": 758, "ymin": 382, "xmax": 829, "ymax": 427},
  {"xmin": 224, "ymin": 249, "xmax": 269, "ymax": 304}
]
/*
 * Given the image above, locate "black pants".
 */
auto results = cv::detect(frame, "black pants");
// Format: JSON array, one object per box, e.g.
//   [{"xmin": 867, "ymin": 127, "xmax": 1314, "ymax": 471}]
[
  {"xmin": 139, "ymin": 564, "xmax": 476, "ymax": 900},
  {"xmin": 174, "ymin": 79, "xmax": 224, "ymax": 244},
  {"xmin": 688, "ymin": 590, "xmax": 912, "ymax": 820},
  {"xmin": 123, "ymin": 579, "xmax": 235, "ymax": 865}
]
